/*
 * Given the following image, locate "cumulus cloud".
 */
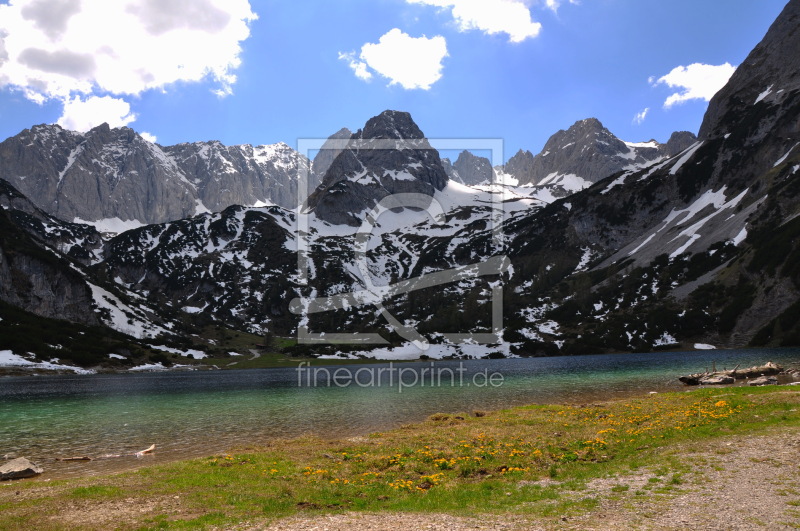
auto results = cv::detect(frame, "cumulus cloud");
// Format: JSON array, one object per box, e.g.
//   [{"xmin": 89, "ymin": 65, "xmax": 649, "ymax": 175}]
[
  {"xmin": 340, "ymin": 29, "xmax": 448, "ymax": 90},
  {"xmin": 653, "ymin": 63, "xmax": 736, "ymax": 108},
  {"xmin": 0, "ymin": 0, "xmax": 256, "ymax": 127},
  {"xmin": 140, "ymin": 131, "xmax": 158, "ymax": 143},
  {"xmin": 407, "ymin": 0, "xmax": 541, "ymax": 43},
  {"xmin": 633, "ymin": 108, "xmax": 649, "ymax": 125},
  {"xmin": 57, "ymin": 95, "xmax": 137, "ymax": 131}
]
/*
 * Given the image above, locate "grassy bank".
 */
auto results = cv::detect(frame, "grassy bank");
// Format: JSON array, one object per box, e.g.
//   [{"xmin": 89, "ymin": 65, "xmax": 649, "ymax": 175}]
[{"xmin": 1, "ymin": 386, "xmax": 799, "ymax": 529}]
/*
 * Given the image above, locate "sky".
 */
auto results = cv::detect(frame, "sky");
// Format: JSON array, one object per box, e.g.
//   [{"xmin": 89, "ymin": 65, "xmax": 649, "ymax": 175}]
[{"xmin": 0, "ymin": 0, "xmax": 789, "ymax": 162}]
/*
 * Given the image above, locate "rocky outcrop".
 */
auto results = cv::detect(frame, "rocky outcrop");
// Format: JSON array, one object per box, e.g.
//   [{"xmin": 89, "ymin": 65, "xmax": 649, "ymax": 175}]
[
  {"xmin": 0, "ymin": 457, "xmax": 43, "ymax": 480},
  {"xmin": 307, "ymin": 110, "xmax": 448, "ymax": 226}
]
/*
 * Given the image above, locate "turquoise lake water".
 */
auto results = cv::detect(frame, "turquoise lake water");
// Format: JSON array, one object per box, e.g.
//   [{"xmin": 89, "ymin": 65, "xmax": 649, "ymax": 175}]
[{"xmin": 1, "ymin": 348, "xmax": 799, "ymax": 479}]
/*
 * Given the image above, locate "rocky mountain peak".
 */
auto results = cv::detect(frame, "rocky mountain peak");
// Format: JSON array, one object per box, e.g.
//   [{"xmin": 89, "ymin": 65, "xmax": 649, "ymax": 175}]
[
  {"xmin": 452, "ymin": 150, "xmax": 493, "ymax": 185},
  {"xmin": 359, "ymin": 110, "xmax": 425, "ymax": 140},
  {"xmin": 501, "ymin": 118, "xmax": 697, "ymax": 187},
  {"xmin": 544, "ymin": 118, "xmax": 627, "ymax": 154},
  {"xmin": 307, "ymin": 110, "xmax": 448, "ymax": 226},
  {"xmin": 663, "ymin": 131, "xmax": 698, "ymax": 157}
]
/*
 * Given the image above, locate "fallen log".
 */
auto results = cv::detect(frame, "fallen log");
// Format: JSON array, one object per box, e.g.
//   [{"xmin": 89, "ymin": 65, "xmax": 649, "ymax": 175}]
[
  {"xmin": 56, "ymin": 456, "xmax": 92, "ymax": 462},
  {"xmin": 135, "ymin": 444, "xmax": 155, "ymax": 457}
]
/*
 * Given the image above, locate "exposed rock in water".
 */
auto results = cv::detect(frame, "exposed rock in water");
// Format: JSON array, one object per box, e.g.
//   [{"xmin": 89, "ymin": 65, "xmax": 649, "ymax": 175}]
[{"xmin": 0, "ymin": 457, "xmax": 43, "ymax": 480}]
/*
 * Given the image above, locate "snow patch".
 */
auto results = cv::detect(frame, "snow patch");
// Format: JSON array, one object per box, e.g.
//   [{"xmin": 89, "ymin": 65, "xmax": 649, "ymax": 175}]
[
  {"xmin": 625, "ymin": 141, "xmax": 659, "ymax": 149},
  {"xmin": 149, "ymin": 344, "xmax": 207, "ymax": 359},
  {"xmin": 732, "ymin": 226, "xmax": 748, "ymax": 246},
  {"xmin": 88, "ymin": 282, "xmax": 169, "ymax": 339},
  {"xmin": 774, "ymin": 143, "xmax": 800, "ymax": 167},
  {"xmin": 601, "ymin": 175, "xmax": 627, "ymax": 195},
  {"xmin": 343, "ymin": 342, "xmax": 511, "ymax": 360},
  {"xmin": 128, "ymin": 363, "xmax": 169, "ymax": 372},
  {"xmin": 653, "ymin": 332, "xmax": 678, "ymax": 347},
  {"xmin": 754, "ymin": 85, "xmax": 773, "ymax": 104},
  {"xmin": 574, "ymin": 247, "xmax": 592, "ymax": 272},
  {"xmin": 628, "ymin": 233, "xmax": 656, "ymax": 257},
  {"xmin": 0, "ymin": 350, "xmax": 95, "ymax": 374},
  {"xmin": 669, "ymin": 141, "xmax": 704, "ymax": 175},
  {"xmin": 694, "ymin": 343, "xmax": 716, "ymax": 350},
  {"xmin": 74, "ymin": 217, "xmax": 144, "ymax": 234}
]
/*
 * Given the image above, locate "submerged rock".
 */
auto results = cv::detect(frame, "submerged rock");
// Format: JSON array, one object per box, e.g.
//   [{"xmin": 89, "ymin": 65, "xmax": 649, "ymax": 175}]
[{"xmin": 0, "ymin": 457, "xmax": 43, "ymax": 480}]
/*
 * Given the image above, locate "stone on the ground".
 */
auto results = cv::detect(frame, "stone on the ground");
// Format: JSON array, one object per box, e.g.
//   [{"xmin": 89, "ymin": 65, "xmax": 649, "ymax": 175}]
[
  {"xmin": 749, "ymin": 376, "xmax": 779, "ymax": 386},
  {"xmin": 0, "ymin": 457, "xmax": 43, "ymax": 480}
]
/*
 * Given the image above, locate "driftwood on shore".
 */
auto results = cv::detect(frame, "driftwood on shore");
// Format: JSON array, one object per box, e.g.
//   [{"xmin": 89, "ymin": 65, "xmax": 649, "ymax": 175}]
[
  {"xmin": 135, "ymin": 444, "xmax": 155, "ymax": 457},
  {"xmin": 54, "ymin": 444, "xmax": 156, "ymax": 463},
  {"xmin": 679, "ymin": 362, "xmax": 783, "ymax": 386}
]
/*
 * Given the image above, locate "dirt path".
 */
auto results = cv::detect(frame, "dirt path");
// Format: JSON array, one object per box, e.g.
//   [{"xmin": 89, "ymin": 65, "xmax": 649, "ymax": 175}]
[
  {"xmin": 249, "ymin": 349, "xmax": 261, "ymax": 361},
  {"xmin": 251, "ymin": 428, "xmax": 800, "ymax": 531}
]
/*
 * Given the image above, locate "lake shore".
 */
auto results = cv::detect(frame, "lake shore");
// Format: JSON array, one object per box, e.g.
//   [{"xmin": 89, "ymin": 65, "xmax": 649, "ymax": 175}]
[
  {"xmin": 1, "ymin": 385, "xmax": 799, "ymax": 530},
  {"xmin": 3, "ymin": 350, "xmax": 799, "ymax": 483}
]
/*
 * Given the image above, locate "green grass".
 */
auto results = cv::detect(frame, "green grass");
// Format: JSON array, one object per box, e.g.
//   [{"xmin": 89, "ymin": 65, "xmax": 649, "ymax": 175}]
[{"xmin": 1, "ymin": 386, "xmax": 798, "ymax": 530}]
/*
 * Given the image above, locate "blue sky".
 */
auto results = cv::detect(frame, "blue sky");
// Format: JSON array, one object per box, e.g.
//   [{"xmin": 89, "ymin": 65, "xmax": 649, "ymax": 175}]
[{"xmin": 0, "ymin": 0, "xmax": 788, "ymax": 162}]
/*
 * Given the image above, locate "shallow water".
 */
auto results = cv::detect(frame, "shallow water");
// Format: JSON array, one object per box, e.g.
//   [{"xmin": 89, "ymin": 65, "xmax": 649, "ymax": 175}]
[{"xmin": 1, "ymin": 348, "xmax": 798, "ymax": 479}]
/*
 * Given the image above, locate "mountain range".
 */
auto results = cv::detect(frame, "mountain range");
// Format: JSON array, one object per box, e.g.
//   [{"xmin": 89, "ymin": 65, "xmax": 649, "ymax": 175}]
[{"xmin": 1, "ymin": 0, "xmax": 799, "ymax": 369}]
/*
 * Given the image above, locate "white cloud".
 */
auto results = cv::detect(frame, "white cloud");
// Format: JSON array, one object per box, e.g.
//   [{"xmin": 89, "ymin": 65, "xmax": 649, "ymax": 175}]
[
  {"xmin": 57, "ymin": 95, "xmax": 136, "ymax": 131},
  {"xmin": 545, "ymin": 0, "xmax": 580, "ymax": 14},
  {"xmin": 0, "ymin": 0, "xmax": 256, "ymax": 125},
  {"xmin": 338, "ymin": 52, "xmax": 373, "ymax": 82},
  {"xmin": 140, "ymin": 131, "xmax": 158, "ymax": 143},
  {"xmin": 408, "ymin": 0, "xmax": 541, "ymax": 43},
  {"xmin": 653, "ymin": 63, "xmax": 736, "ymax": 108},
  {"xmin": 340, "ymin": 29, "xmax": 448, "ymax": 90},
  {"xmin": 633, "ymin": 107, "xmax": 649, "ymax": 125}
]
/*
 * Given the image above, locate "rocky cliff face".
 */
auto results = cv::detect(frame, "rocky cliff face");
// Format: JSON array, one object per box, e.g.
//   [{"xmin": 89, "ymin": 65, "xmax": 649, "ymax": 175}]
[
  {"xmin": 502, "ymin": 118, "xmax": 697, "ymax": 187},
  {"xmin": 0, "ymin": 123, "xmax": 315, "ymax": 226},
  {"xmin": 311, "ymin": 127, "xmax": 353, "ymax": 183},
  {"xmin": 699, "ymin": 0, "xmax": 800, "ymax": 141},
  {"xmin": 163, "ymin": 139, "xmax": 311, "ymax": 213},
  {"xmin": 307, "ymin": 110, "xmax": 449, "ymax": 226},
  {"xmin": 0, "ymin": 179, "xmax": 99, "ymax": 325}
]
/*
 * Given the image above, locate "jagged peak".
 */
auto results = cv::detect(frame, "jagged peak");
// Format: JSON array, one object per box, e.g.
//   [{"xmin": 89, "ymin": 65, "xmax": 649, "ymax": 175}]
[{"xmin": 358, "ymin": 110, "xmax": 425, "ymax": 140}]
